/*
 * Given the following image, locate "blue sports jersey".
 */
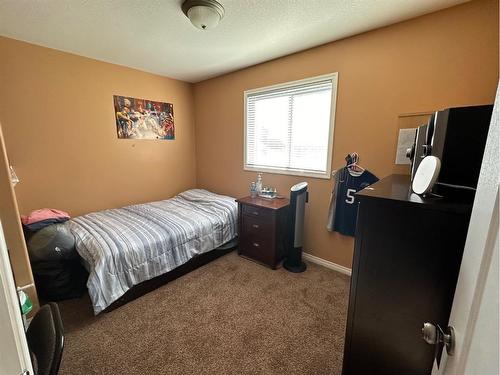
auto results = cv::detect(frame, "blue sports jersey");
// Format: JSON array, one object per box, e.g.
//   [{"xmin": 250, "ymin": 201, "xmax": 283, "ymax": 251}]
[{"xmin": 326, "ymin": 168, "xmax": 378, "ymax": 237}]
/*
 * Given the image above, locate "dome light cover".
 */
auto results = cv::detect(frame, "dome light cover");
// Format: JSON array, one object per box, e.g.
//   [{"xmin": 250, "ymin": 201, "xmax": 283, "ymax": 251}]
[{"xmin": 182, "ymin": 0, "xmax": 225, "ymax": 30}]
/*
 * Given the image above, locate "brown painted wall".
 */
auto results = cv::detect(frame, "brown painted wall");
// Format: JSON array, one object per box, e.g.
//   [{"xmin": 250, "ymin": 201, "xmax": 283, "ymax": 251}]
[
  {"xmin": 193, "ymin": 0, "xmax": 499, "ymax": 268},
  {"xmin": 0, "ymin": 37, "xmax": 197, "ymax": 217}
]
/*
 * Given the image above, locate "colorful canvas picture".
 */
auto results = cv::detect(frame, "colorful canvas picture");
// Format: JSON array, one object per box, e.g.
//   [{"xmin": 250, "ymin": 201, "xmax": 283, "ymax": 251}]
[{"xmin": 113, "ymin": 95, "xmax": 174, "ymax": 140}]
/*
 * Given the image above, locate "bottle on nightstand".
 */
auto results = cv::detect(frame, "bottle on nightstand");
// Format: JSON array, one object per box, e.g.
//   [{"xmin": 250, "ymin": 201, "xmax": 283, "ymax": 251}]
[{"xmin": 256, "ymin": 173, "xmax": 263, "ymax": 195}]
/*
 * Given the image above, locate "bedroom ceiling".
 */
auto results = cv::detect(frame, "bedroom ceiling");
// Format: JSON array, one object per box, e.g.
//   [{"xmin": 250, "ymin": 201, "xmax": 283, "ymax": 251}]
[{"xmin": 0, "ymin": 0, "xmax": 468, "ymax": 83}]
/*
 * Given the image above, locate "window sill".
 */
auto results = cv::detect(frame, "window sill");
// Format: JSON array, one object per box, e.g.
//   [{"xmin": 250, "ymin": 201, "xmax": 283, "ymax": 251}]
[{"xmin": 244, "ymin": 165, "xmax": 331, "ymax": 180}]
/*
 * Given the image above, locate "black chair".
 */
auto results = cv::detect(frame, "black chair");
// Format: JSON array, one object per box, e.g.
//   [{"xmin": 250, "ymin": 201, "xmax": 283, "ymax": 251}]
[{"xmin": 26, "ymin": 302, "xmax": 64, "ymax": 375}]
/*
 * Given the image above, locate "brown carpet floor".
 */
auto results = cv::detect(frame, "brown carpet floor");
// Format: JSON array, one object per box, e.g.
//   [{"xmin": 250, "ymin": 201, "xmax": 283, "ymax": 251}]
[{"xmin": 57, "ymin": 251, "xmax": 350, "ymax": 375}]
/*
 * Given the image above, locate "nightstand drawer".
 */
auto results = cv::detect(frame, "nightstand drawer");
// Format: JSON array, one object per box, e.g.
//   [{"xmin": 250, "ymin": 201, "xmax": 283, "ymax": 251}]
[
  {"xmin": 240, "ymin": 227, "xmax": 272, "ymax": 250},
  {"xmin": 239, "ymin": 237, "xmax": 274, "ymax": 266},
  {"xmin": 241, "ymin": 214, "xmax": 271, "ymax": 237},
  {"xmin": 242, "ymin": 204, "xmax": 273, "ymax": 220}
]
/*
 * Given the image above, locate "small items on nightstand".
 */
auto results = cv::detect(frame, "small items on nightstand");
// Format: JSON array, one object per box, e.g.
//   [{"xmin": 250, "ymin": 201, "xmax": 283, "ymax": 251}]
[
  {"xmin": 259, "ymin": 186, "xmax": 277, "ymax": 199},
  {"xmin": 249, "ymin": 182, "xmax": 257, "ymax": 198},
  {"xmin": 250, "ymin": 173, "xmax": 278, "ymax": 199},
  {"xmin": 256, "ymin": 173, "xmax": 263, "ymax": 194}
]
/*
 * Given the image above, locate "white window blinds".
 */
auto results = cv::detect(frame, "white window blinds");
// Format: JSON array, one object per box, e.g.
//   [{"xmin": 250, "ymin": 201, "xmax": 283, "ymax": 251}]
[{"xmin": 245, "ymin": 74, "xmax": 336, "ymax": 178}]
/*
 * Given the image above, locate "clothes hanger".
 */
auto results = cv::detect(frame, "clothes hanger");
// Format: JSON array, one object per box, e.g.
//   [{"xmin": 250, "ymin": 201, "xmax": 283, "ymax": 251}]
[
  {"xmin": 346, "ymin": 152, "xmax": 365, "ymax": 175},
  {"xmin": 336, "ymin": 153, "xmax": 365, "ymax": 182}
]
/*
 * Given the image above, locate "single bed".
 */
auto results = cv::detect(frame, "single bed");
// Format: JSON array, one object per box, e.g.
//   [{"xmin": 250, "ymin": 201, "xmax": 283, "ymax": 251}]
[{"xmin": 68, "ymin": 189, "xmax": 238, "ymax": 314}]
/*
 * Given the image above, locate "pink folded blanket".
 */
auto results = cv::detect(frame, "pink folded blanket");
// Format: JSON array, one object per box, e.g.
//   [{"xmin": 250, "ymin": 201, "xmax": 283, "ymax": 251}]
[{"xmin": 21, "ymin": 208, "xmax": 70, "ymax": 225}]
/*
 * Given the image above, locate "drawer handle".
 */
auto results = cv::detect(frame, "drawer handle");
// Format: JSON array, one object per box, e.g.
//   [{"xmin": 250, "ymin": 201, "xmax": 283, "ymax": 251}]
[
  {"xmin": 252, "ymin": 224, "xmax": 259, "ymax": 229},
  {"xmin": 252, "ymin": 211, "xmax": 259, "ymax": 215},
  {"xmin": 252, "ymin": 242, "xmax": 260, "ymax": 247}
]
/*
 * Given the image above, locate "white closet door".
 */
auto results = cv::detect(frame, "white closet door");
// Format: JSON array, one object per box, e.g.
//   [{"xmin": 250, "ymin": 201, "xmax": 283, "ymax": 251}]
[{"xmin": 0, "ymin": 220, "xmax": 33, "ymax": 375}]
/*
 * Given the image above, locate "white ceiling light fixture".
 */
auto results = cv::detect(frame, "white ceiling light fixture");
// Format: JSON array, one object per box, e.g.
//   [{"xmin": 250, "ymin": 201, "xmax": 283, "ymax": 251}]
[{"xmin": 182, "ymin": 0, "xmax": 225, "ymax": 30}]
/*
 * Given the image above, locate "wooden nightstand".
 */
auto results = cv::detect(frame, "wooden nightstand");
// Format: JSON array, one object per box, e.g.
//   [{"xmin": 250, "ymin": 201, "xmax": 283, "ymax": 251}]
[{"xmin": 236, "ymin": 196, "xmax": 290, "ymax": 269}]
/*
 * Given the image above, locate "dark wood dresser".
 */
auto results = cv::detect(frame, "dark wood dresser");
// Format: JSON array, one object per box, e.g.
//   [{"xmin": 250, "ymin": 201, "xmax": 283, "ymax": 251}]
[
  {"xmin": 236, "ymin": 196, "xmax": 289, "ymax": 269},
  {"xmin": 342, "ymin": 174, "xmax": 473, "ymax": 375}
]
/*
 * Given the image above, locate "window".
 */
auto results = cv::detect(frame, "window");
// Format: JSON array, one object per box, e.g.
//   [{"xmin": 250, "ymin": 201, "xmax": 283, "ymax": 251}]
[{"xmin": 244, "ymin": 73, "xmax": 337, "ymax": 179}]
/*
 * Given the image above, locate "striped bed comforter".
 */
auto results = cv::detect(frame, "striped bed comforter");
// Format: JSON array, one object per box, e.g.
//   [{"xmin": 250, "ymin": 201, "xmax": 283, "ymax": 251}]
[{"xmin": 68, "ymin": 189, "xmax": 237, "ymax": 314}]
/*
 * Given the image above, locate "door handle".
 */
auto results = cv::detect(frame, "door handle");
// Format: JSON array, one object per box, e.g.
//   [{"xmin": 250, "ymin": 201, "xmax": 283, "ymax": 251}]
[
  {"xmin": 252, "ymin": 224, "xmax": 259, "ymax": 229},
  {"xmin": 422, "ymin": 322, "xmax": 455, "ymax": 356}
]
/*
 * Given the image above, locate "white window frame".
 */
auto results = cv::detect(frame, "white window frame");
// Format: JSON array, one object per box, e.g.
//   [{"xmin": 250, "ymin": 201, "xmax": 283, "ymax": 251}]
[{"xmin": 243, "ymin": 72, "xmax": 338, "ymax": 179}]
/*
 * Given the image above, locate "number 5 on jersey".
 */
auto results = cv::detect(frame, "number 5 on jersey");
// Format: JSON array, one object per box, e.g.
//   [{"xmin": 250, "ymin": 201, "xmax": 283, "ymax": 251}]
[{"xmin": 345, "ymin": 189, "xmax": 356, "ymax": 204}]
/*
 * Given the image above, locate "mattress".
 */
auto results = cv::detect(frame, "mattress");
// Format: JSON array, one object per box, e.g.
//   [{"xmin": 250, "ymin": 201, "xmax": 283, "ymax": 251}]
[{"xmin": 68, "ymin": 189, "xmax": 237, "ymax": 314}]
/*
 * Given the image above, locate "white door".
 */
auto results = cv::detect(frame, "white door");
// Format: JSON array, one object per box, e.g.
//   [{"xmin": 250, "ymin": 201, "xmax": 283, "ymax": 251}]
[
  {"xmin": 0, "ymin": 220, "xmax": 33, "ymax": 375},
  {"xmin": 435, "ymin": 82, "xmax": 500, "ymax": 374}
]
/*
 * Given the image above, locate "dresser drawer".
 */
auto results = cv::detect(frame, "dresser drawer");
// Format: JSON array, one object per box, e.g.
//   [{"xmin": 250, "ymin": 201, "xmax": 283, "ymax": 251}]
[
  {"xmin": 240, "ymin": 226, "xmax": 273, "ymax": 250},
  {"xmin": 239, "ymin": 237, "xmax": 275, "ymax": 266},
  {"xmin": 241, "ymin": 214, "xmax": 272, "ymax": 237},
  {"xmin": 242, "ymin": 204, "xmax": 273, "ymax": 220}
]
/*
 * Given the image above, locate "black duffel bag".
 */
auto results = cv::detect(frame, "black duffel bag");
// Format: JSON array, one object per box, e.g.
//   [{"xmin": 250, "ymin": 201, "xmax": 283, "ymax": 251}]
[{"xmin": 27, "ymin": 224, "xmax": 87, "ymax": 301}]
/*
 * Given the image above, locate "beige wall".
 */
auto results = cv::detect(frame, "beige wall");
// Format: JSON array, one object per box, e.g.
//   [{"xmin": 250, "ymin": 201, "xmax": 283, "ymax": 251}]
[
  {"xmin": 0, "ymin": 37, "xmax": 197, "ymax": 217},
  {"xmin": 193, "ymin": 0, "xmax": 499, "ymax": 268}
]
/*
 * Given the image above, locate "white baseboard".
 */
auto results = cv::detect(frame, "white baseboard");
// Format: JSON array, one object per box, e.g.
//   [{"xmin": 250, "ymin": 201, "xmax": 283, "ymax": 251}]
[{"xmin": 302, "ymin": 252, "xmax": 352, "ymax": 276}]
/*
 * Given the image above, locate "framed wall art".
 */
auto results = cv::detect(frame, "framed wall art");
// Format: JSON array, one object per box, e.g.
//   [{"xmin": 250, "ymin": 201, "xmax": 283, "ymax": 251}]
[{"xmin": 114, "ymin": 95, "xmax": 174, "ymax": 140}]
